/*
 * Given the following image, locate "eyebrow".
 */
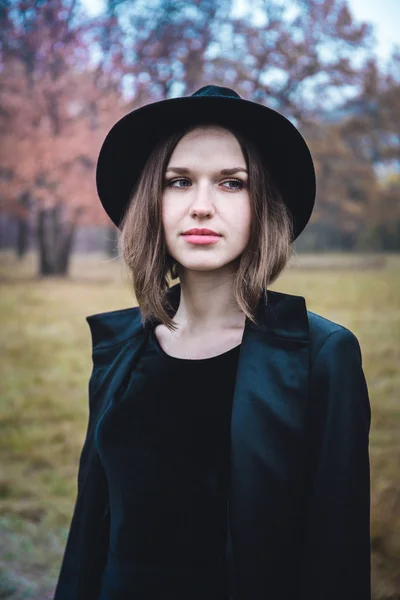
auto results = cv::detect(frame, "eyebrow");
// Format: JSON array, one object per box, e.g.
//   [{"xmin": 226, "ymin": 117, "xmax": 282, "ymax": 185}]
[{"xmin": 165, "ymin": 167, "xmax": 248, "ymax": 175}]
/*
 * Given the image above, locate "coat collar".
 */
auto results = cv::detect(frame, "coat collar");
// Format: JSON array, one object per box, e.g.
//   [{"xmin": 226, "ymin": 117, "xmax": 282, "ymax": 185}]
[
  {"xmin": 86, "ymin": 282, "xmax": 309, "ymax": 350},
  {"xmin": 158, "ymin": 282, "xmax": 309, "ymax": 341}
]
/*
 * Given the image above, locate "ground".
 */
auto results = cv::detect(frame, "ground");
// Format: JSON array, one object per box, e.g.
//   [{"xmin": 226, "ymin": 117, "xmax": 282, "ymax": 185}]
[{"xmin": 1, "ymin": 250, "xmax": 399, "ymax": 599}]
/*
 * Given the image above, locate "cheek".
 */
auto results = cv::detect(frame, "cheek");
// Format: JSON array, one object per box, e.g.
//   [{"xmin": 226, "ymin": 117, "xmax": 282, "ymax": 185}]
[
  {"xmin": 161, "ymin": 198, "xmax": 173, "ymax": 227},
  {"xmin": 232, "ymin": 200, "xmax": 252, "ymax": 235},
  {"xmin": 161, "ymin": 199, "xmax": 182, "ymax": 239}
]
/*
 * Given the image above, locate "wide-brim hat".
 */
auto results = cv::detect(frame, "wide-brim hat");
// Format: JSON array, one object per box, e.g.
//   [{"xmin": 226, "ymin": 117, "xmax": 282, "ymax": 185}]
[{"xmin": 96, "ymin": 84, "xmax": 316, "ymax": 241}]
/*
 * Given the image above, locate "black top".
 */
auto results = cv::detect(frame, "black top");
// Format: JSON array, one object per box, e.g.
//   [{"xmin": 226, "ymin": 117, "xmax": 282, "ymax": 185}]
[{"xmin": 95, "ymin": 327, "xmax": 241, "ymax": 600}]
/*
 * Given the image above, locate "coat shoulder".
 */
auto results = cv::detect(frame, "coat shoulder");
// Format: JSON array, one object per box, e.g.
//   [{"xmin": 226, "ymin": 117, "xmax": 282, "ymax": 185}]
[
  {"xmin": 85, "ymin": 305, "xmax": 143, "ymax": 351},
  {"xmin": 307, "ymin": 309, "xmax": 360, "ymax": 359}
]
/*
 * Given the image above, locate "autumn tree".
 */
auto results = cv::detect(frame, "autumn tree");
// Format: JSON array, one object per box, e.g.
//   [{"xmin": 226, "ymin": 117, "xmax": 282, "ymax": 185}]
[
  {"xmin": 325, "ymin": 52, "xmax": 400, "ymax": 249},
  {"xmin": 338, "ymin": 52, "xmax": 400, "ymax": 166},
  {"xmin": 0, "ymin": 0, "xmax": 124, "ymax": 274},
  {"xmin": 299, "ymin": 121, "xmax": 379, "ymax": 250}
]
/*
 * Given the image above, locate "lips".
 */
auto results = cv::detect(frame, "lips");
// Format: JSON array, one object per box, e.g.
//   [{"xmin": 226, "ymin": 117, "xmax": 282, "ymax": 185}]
[
  {"xmin": 182, "ymin": 234, "xmax": 221, "ymax": 245},
  {"xmin": 182, "ymin": 228, "xmax": 221, "ymax": 236}
]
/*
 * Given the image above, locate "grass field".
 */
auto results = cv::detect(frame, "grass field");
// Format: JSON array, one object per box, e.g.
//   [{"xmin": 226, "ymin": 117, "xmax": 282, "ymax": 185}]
[{"xmin": 1, "ymin": 250, "xmax": 399, "ymax": 599}]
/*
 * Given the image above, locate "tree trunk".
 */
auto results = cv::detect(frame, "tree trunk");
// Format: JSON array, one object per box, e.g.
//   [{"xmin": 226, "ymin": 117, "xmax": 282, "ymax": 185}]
[
  {"xmin": 16, "ymin": 191, "xmax": 34, "ymax": 259},
  {"xmin": 37, "ymin": 203, "xmax": 82, "ymax": 276},
  {"xmin": 16, "ymin": 216, "xmax": 29, "ymax": 259}
]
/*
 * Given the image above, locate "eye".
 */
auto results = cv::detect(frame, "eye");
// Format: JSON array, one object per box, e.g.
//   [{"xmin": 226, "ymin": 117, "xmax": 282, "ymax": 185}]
[
  {"xmin": 224, "ymin": 179, "xmax": 244, "ymax": 190},
  {"xmin": 167, "ymin": 178, "xmax": 191, "ymax": 189},
  {"xmin": 165, "ymin": 178, "xmax": 245, "ymax": 191}
]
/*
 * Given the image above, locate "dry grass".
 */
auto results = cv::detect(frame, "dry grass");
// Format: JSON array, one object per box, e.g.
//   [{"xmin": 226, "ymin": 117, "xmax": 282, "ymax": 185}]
[{"xmin": 1, "ymin": 250, "xmax": 399, "ymax": 599}]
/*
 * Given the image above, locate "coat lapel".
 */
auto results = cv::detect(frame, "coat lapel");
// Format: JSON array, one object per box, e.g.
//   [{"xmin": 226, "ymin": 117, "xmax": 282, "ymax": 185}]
[{"xmin": 227, "ymin": 288, "xmax": 310, "ymax": 598}]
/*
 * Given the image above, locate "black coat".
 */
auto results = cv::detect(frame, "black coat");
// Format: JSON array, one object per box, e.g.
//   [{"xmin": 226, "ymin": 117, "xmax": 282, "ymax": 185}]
[{"xmin": 53, "ymin": 283, "xmax": 371, "ymax": 600}]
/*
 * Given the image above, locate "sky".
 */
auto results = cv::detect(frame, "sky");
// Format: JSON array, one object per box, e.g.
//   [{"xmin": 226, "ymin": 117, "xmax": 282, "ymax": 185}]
[
  {"xmin": 81, "ymin": 0, "xmax": 398, "ymax": 65},
  {"xmin": 348, "ymin": 0, "xmax": 398, "ymax": 62}
]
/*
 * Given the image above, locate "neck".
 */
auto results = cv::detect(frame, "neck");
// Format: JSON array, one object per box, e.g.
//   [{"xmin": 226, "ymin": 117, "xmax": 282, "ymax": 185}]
[{"xmin": 171, "ymin": 265, "xmax": 246, "ymax": 335}]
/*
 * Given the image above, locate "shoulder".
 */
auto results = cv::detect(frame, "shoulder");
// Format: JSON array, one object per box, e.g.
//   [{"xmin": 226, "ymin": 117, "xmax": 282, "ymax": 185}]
[
  {"xmin": 260, "ymin": 288, "xmax": 362, "ymax": 362},
  {"xmin": 85, "ymin": 305, "xmax": 143, "ymax": 351},
  {"xmin": 306, "ymin": 310, "xmax": 370, "ymax": 430},
  {"xmin": 307, "ymin": 309, "xmax": 363, "ymax": 369}
]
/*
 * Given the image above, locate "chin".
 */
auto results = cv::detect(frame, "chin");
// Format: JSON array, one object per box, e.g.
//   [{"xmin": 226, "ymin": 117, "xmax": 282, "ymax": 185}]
[{"xmin": 174, "ymin": 256, "xmax": 240, "ymax": 273}]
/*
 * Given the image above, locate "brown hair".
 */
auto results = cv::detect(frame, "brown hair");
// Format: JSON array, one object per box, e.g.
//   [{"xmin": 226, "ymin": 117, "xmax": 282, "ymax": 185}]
[{"xmin": 117, "ymin": 122, "xmax": 294, "ymax": 331}]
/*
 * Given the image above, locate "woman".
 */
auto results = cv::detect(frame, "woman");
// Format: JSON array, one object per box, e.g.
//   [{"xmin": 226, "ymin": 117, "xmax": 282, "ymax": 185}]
[{"xmin": 54, "ymin": 85, "xmax": 371, "ymax": 600}]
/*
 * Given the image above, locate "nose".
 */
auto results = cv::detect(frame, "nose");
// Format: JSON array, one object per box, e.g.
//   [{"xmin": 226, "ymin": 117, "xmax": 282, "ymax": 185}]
[{"xmin": 189, "ymin": 181, "xmax": 216, "ymax": 218}]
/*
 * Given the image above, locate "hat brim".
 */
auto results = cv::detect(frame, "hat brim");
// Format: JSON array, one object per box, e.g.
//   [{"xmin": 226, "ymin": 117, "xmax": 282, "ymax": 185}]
[{"xmin": 96, "ymin": 95, "xmax": 316, "ymax": 240}]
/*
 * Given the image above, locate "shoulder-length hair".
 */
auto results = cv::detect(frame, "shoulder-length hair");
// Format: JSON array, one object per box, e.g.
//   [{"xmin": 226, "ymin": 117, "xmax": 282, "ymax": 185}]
[{"xmin": 117, "ymin": 122, "xmax": 294, "ymax": 332}]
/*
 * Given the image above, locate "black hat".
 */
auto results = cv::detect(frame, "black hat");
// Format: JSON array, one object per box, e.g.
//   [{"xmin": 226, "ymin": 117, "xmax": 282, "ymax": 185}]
[{"xmin": 96, "ymin": 84, "xmax": 316, "ymax": 241}]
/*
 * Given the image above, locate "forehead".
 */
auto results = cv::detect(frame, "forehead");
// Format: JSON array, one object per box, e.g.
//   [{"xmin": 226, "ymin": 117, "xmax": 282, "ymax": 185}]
[
  {"xmin": 180, "ymin": 124, "xmax": 237, "ymax": 141},
  {"xmin": 168, "ymin": 125, "xmax": 245, "ymax": 163}
]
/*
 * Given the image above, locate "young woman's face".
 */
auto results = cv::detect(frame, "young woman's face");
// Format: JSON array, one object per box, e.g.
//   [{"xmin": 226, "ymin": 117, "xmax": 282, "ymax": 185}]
[{"xmin": 162, "ymin": 126, "xmax": 252, "ymax": 274}]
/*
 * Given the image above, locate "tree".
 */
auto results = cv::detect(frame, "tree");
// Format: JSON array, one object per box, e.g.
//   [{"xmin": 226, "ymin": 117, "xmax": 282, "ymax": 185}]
[
  {"xmin": 0, "ymin": 0, "xmax": 390, "ymax": 265},
  {"xmin": 304, "ymin": 121, "xmax": 379, "ymax": 250},
  {"xmin": 0, "ymin": 0, "xmax": 124, "ymax": 274},
  {"xmin": 100, "ymin": 0, "xmax": 373, "ymax": 122},
  {"xmin": 338, "ymin": 52, "xmax": 400, "ymax": 166},
  {"xmin": 209, "ymin": 0, "xmax": 374, "ymax": 122},
  {"xmin": 330, "ymin": 51, "xmax": 400, "ymax": 249}
]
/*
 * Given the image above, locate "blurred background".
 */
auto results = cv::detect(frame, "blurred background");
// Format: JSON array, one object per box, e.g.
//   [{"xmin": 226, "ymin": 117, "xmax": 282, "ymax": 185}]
[{"xmin": 0, "ymin": 0, "xmax": 399, "ymax": 598}]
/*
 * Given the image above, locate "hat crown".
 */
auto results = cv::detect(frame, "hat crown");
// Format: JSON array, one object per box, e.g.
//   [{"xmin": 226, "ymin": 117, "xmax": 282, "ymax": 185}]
[{"xmin": 191, "ymin": 85, "xmax": 241, "ymax": 100}]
